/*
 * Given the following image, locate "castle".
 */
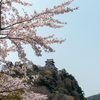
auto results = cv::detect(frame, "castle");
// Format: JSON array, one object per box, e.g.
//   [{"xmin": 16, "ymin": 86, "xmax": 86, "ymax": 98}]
[{"xmin": 45, "ymin": 59, "xmax": 57, "ymax": 70}]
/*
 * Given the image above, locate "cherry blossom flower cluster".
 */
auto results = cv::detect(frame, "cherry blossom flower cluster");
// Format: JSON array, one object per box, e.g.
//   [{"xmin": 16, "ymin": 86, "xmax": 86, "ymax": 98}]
[
  {"xmin": 22, "ymin": 91, "xmax": 47, "ymax": 100},
  {"xmin": 0, "ymin": 0, "xmax": 78, "ymax": 63},
  {"xmin": 0, "ymin": 74, "xmax": 29, "ymax": 93},
  {"xmin": 0, "ymin": 73, "xmax": 47, "ymax": 100}
]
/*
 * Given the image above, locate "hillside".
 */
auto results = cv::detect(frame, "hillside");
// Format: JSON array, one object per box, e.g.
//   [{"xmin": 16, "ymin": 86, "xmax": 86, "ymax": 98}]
[
  {"xmin": 87, "ymin": 94, "xmax": 100, "ymax": 100},
  {"xmin": 0, "ymin": 62, "xmax": 85, "ymax": 100}
]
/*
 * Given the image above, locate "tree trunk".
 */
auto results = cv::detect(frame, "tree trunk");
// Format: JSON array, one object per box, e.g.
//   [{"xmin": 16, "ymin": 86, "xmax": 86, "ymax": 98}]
[{"xmin": 0, "ymin": 1, "xmax": 1, "ymax": 30}]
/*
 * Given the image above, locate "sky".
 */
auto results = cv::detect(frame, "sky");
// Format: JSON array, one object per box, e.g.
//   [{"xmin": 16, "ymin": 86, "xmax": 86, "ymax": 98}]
[{"xmin": 5, "ymin": 0, "xmax": 100, "ymax": 97}]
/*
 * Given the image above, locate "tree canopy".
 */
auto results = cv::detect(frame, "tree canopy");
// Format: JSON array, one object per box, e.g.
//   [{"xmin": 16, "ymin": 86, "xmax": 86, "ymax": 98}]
[{"xmin": 0, "ymin": 0, "xmax": 78, "ymax": 63}]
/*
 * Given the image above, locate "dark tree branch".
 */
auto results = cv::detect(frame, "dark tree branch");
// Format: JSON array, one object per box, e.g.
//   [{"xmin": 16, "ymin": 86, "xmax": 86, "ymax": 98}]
[{"xmin": 1, "ymin": 11, "xmax": 51, "ymax": 30}]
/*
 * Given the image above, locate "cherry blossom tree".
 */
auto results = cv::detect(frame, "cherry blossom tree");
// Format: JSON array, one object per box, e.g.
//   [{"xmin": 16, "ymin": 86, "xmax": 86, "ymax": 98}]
[
  {"xmin": 22, "ymin": 91, "xmax": 47, "ymax": 100},
  {"xmin": 0, "ymin": 0, "xmax": 78, "ymax": 63},
  {"xmin": 0, "ymin": 74, "xmax": 29, "ymax": 93},
  {"xmin": 0, "ymin": 73, "xmax": 48, "ymax": 100}
]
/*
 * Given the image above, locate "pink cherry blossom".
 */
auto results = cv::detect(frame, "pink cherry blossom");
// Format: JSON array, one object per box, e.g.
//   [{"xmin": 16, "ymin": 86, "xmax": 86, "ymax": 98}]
[{"xmin": 0, "ymin": 0, "xmax": 78, "ymax": 63}]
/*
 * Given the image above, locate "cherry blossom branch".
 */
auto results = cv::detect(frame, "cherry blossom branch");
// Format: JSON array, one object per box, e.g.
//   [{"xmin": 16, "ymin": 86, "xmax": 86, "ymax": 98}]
[
  {"xmin": 0, "ymin": 36, "xmax": 25, "ymax": 40},
  {"xmin": 2, "ymin": 6, "xmax": 78, "ymax": 30},
  {"xmin": 0, "ymin": 0, "xmax": 78, "ymax": 62}
]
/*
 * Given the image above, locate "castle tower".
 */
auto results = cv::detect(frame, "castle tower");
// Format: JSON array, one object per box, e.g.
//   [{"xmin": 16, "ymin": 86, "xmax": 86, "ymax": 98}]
[{"xmin": 45, "ymin": 59, "xmax": 57, "ymax": 70}]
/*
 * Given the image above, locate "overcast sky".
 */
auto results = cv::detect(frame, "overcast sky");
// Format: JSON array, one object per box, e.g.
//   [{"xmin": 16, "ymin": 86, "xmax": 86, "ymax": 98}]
[{"xmin": 6, "ymin": 0, "xmax": 100, "ymax": 97}]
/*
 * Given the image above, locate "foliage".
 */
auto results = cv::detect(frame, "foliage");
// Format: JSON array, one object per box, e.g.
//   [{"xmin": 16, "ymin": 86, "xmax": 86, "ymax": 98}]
[
  {"xmin": 48, "ymin": 93, "xmax": 74, "ymax": 100},
  {"xmin": 32, "ymin": 64, "xmax": 39, "ymax": 71},
  {"xmin": 29, "ymin": 86, "xmax": 49, "ymax": 95},
  {"xmin": 0, "ymin": 90, "xmax": 24, "ymax": 100},
  {"xmin": 26, "ymin": 69, "xmax": 38, "ymax": 78},
  {"xmin": 35, "ymin": 74, "xmax": 56, "ymax": 91},
  {"xmin": 10, "ymin": 70, "xmax": 24, "ymax": 78},
  {"xmin": 0, "ymin": 61, "xmax": 86, "ymax": 100},
  {"xmin": 0, "ymin": 72, "xmax": 4, "ymax": 78},
  {"xmin": 45, "ymin": 70, "xmax": 52, "ymax": 76},
  {"xmin": 87, "ymin": 93, "xmax": 100, "ymax": 100},
  {"xmin": 32, "ymin": 68, "xmax": 85, "ymax": 100}
]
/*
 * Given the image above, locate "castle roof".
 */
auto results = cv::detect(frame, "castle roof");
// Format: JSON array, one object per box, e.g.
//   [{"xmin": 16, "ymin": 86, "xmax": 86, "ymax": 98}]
[{"xmin": 45, "ymin": 59, "xmax": 54, "ymax": 63}]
